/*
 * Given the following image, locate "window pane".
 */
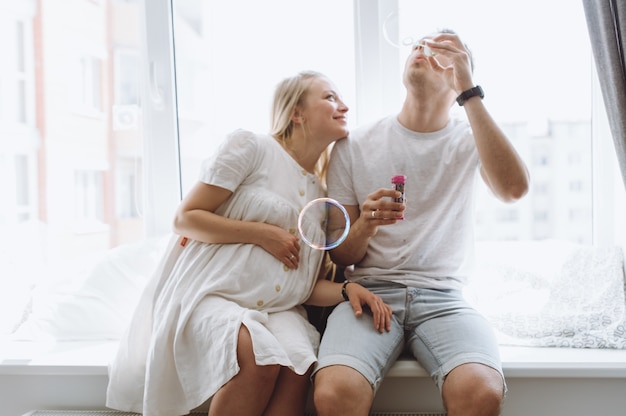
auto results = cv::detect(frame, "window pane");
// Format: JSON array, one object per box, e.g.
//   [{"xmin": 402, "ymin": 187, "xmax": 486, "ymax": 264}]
[
  {"xmin": 172, "ymin": 0, "xmax": 356, "ymax": 195},
  {"xmin": 0, "ymin": 0, "xmax": 145, "ymax": 332},
  {"xmin": 1, "ymin": 0, "xmax": 621, "ymax": 342},
  {"xmin": 114, "ymin": 50, "xmax": 140, "ymax": 105},
  {"xmin": 389, "ymin": 0, "xmax": 594, "ymax": 243}
]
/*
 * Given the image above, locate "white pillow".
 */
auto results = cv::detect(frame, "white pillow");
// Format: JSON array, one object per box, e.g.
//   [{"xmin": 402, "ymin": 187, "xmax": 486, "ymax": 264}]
[
  {"xmin": 467, "ymin": 240, "xmax": 626, "ymax": 349},
  {"xmin": 11, "ymin": 237, "xmax": 168, "ymax": 341}
]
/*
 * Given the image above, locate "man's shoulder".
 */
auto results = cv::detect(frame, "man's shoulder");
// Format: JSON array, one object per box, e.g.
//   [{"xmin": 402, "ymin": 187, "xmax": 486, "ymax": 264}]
[{"xmin": 352, "ymin": 115, "xmax": 395, "ymax": 135}]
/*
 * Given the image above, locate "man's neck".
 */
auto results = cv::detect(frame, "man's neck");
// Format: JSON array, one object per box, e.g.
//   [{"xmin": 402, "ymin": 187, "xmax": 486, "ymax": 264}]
[{"xmin": 397, "ymin": 96, "xmax": 450, "ymax": 133}]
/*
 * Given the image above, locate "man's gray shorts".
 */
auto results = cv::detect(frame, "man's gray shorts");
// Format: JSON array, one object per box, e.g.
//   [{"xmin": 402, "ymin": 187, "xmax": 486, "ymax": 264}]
[{"xmin": 313, "ymin": 280, "xmax": 505, "ymax": 392}]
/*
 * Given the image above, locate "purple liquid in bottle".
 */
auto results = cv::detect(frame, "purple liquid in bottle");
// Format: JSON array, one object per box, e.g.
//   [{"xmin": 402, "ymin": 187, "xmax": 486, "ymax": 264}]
[{"xmin": 391, "ymin": 175, "xmax": 406, "ymax": 220}]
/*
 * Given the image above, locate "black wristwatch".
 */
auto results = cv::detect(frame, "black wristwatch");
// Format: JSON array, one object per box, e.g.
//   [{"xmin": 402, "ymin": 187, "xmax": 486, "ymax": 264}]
[
  {"xmin": 456, "ymin": 85, "xmax": 484, "ymax": 106},
  {"xmin": 341, "ymin": 281, "xmax": 352, "ymax": 301}
]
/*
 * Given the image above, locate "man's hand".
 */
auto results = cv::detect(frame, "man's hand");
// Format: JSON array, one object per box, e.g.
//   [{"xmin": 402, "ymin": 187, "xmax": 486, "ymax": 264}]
[
  {"xmin": 423, "ymin": 32, "xmax": 475, "ymax": 94},
  {"xmin": 360, "ymin": 188, "xmax": 405, "ymax": 225}
]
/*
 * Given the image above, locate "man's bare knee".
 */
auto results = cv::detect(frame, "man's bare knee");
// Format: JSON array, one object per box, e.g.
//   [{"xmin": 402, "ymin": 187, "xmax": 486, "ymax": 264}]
[
  {"xmin": 443, "ymin": 363, "xmax": 504, "ymax": 416},
  {"xmin": 314, "ymin": 366, "xmax": 373, "ymax": 416}
]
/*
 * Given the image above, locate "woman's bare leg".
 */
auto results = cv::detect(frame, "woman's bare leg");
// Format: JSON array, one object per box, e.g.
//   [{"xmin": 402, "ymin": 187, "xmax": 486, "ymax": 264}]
[
  {"xmin": 264, "ymin": 366, "xmax": 312, "ymax": 416},
  {"xmin": 208, "ymin": 325, "xmax": 280, "ymax": 416}
]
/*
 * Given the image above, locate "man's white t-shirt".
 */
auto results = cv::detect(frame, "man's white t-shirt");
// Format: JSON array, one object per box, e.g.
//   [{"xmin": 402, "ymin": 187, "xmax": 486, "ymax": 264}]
[{"xmin": 327, "ymin": 115, "xmax": 481, "ymax": 290}]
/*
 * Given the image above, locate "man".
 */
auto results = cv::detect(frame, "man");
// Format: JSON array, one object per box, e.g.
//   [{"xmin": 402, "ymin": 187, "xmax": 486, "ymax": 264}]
[{"xmin": 313, "ymin": 29, "xmax": 529, "ymax": 416}]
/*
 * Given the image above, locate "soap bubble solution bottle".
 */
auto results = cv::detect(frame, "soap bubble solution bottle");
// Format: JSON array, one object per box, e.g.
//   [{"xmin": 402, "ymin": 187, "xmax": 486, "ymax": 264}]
[{"xmin": 391, "ymin": 175, "xmax": 406, "ymax": 220}]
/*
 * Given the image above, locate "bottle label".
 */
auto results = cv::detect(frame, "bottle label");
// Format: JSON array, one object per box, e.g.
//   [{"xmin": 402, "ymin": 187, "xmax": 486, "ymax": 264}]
[{"xmin": 391, "ymin": 175, "xmax": 406, "ymax": 219}]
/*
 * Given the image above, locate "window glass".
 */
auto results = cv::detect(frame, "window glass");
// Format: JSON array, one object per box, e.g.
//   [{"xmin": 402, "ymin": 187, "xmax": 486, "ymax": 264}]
[
  {"xmin": 385, "ymin": 0, "xmax": 596, "ymax": 244},
  {"xmin": 0, "ymin": 0, "xmax": 355, "ymax": 336},
  {"xmin": 172, "ymin": 0, "xmax": 356, "ymax": 195},
  {"xmin": 0, "ymin": 1, "xmax": 145, "ymax": 333},
  {"xmin": 74, "ymin": 170, "xmax": 105, "ymax": 226},
  {"xmin": 114, "ymin": 50, "xmax": 140, "ymax": 106},
  {"xmin": 0, "ymin": 0, "xmax": 623, "ymax": 340}
]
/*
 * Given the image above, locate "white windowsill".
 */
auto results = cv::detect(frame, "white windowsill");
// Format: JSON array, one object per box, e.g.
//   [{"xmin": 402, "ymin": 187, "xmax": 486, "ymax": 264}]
[
  {"xmin": 389, "ymin": 346, "xmax": 626, "ymax": 379},
  {"xmin": 2, "ymin": 339, "xmax": 626, "ymax": 379}
]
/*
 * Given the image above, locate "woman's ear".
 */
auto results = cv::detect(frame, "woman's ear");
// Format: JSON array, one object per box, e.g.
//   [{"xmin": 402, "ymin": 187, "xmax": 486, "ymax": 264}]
[{"xmin": 291, "ymin": 109, "xmax": 305, "ymax": 124}]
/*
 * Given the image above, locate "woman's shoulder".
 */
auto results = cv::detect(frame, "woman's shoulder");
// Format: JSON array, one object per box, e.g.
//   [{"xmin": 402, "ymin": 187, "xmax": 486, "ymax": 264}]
[
  {"xmin": 225, "ymin": 128, "xmax": 269, "ymax": 145},
  {"xmin": 216, "ymin": 129, "xmax": 277, "ymax": 156}
]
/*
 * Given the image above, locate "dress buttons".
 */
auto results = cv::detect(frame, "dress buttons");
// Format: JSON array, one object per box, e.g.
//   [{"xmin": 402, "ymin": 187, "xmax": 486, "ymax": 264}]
[
  {"xmin": 289, "ymin": 228, "xmax": 296, "ymax": 235},
  {"xmin": 301, "ymin": 169, "xmax": 308, "ymax": 176},
  {"xmin": 275, "ymin": 285, "xmax": 281, "ymax": 292},
  {"xmin": 283, "ymin": 264, "xmax": 289, "ymax": 272},
  {"xmin": 299, "ymin": 189, "xmax": 305, "ymax": 196},
  {"xmin": 257, "ymin": 300, "xmax": 264, "ymax": 307}
]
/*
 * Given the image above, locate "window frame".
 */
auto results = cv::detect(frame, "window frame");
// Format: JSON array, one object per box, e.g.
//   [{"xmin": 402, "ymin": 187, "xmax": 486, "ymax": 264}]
[{"xmin": 140, "ymin": 0, "xmax": 182, "ymax": 237}]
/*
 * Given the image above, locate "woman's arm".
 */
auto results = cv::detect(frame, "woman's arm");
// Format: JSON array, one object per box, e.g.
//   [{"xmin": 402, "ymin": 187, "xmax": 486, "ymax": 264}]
[
  {"xmin": 305, "ymin": 278, "xmax": 392, "ymax": 333},
  {"xmin": 172, "ymin": 181, "xmax": 301, "ymax": 267}
]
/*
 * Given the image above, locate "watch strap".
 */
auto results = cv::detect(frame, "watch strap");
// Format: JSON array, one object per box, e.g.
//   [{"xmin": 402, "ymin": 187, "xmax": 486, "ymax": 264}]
[
  {"xmin": 341, "ymin": 281, "xmax": 352, "ymax": 301},
  {"xmin": 456, "ymin": 85, "xmax": 484, "ymax": 106}
]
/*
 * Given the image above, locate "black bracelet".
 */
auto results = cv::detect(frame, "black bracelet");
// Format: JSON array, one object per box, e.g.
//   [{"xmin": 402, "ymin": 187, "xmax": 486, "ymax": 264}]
[{"xmin": 341, "ymin": 281, "xmax": 352, "ymax": 301}]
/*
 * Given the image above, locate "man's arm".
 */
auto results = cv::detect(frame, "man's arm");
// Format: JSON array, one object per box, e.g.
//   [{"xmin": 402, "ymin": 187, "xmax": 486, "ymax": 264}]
[
  {"xmin": 464, "ymin": 98, "xmax": 530, "ymax": 202},
  {"xmin": 426, "ymin": 32, "xmax": 530, "ymax": 203}
]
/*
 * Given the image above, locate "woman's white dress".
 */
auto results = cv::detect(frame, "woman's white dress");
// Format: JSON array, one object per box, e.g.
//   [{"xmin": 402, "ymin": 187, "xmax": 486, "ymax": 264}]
[{"xmin": 106, "ymin": 130, "xmax": 326, "ymax": 416}]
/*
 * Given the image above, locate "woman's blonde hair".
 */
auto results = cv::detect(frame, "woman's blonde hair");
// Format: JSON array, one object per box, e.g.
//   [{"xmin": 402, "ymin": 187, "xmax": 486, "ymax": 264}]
[{"xmin": 270, "ymin": 70, "xmax": 332, "ymax": 186}]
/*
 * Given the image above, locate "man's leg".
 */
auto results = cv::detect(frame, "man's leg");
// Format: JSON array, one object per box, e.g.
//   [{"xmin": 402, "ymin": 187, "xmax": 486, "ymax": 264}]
[
  {"xmin": 442, "ymin": 363, "xmax": 504, "ymax": 416},
  {"xmin": 312, "ymin": 284, "xmax": 407, "ymax": 416},
  {"xmin": 406, "ymin": 288, "xmax": 506, "ymax": 416},
  {"xmin": 314, "ymin": 365, "xmax": 374, "ymax": 416}
]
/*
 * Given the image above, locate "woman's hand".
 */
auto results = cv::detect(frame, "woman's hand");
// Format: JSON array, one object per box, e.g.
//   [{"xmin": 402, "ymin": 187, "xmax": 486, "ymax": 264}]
[
  {"xmin": 174, "ymin": 182, "xmax": 302, "ymax": 269},
  {"xmin": 260, "ymin": 224, "xmax": 301, "ymax": 269},
  {"xmin": 344, "ymin": 282, "xmax": 393, "ymax": 333}
]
